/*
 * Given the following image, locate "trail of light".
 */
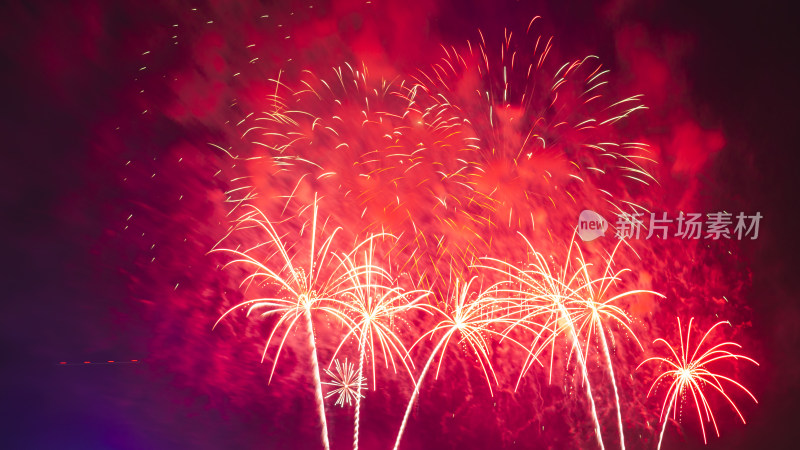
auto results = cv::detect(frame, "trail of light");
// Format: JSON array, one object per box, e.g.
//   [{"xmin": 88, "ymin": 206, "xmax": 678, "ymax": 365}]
[
  {"xmin": 392, "ymin": 276, "xmax": 527, "ymax": 449},
  {"xmin": 354, "ymin": 338, "xmax": 366, "ymax": 450},
  {"xmin": 212, "ymin": 196, "xmax": 359, "ymax": 450},
  {"xmin": 305, "ymin": 308, "xmax": 331, "ymax": 450},
  {"xmin": 566, "ymin": 314, "xmax": 605, "ymax": 450},
  {"xmin": 392, "ymin": 337, "xmax": 446, "ymax": 450},
  {"xmin": 571, "ymin": 240, "xmax": 665, "ymax": 449},
  {"xmin": 326, "ymin": 234, "xmax": 431, "ymax": 450},
  {"xmin": 598, "ymin": 324, "xmax": 625, "ymax": 449},
  {"xmin": 657, "ymin": 401, "xmax": 672, "ymax": 449},
  {"xmin": 639, "ymin": 317, "xmax": 758, "ymax": 448}
]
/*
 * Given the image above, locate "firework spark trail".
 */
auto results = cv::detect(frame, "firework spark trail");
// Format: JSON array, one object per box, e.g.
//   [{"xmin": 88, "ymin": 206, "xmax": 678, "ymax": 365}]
[
  {"xmin": 567, "ymin": 320, "xmax": 605, "ymax": 450},
  {"xmin": 656, "ymin": 400, "xmax": 672, "ymax": 450},
  {"xmin": 212, "ymin": 196, "xmax": 373, "ymax": 450},
  {"xmin": 392, "ymin": 337, "xmax": 446, "ymax": 450},
  {"xmin": 325, "ymin": 234, "xmax": 431, "ymax": 450},
  {"xmin": 304, "ymin": 308, "xmax": 331, "ymax": 450},
  {"xmin": 392, "ymin": 276, "xmax": 528, "ymax": 449},
  {"xmin": 597, "ymin": 322, "xmax": 623, "ymax": 448},
  {"xmin": 639, "ymin": 317, "xmax": 758, "ymax": 449},
  {"xmin": 570, "ymin": 240, "xmax": 665, "ymax": 449},
  {"xmin": 353, "ymin": 337, "xmax": 366, "ymax": 450},
  {"xmin": 542, "ymin": 274, "xmax": 606, "ymax": 450}
]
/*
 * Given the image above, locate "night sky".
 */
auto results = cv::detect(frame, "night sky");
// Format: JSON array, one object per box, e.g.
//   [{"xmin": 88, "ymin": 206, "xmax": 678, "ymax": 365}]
[{"xmin": 2, "ymin": 0, "xmax": 800, "ymax": 449}]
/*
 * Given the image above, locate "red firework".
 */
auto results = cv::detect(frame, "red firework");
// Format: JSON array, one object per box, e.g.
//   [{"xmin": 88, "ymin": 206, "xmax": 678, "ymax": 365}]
[
  {"xmin": 179, "ymin": 15, "xmax": 756, "ymax": 450},
  {"xmin": 639, "ymin": 317, "xmax": 758, "ymax": 448}
]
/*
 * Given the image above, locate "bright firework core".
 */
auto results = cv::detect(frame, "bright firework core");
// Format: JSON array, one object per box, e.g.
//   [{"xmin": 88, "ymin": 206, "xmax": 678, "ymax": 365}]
[{"xmin": 12, "ymin": 1, "xmax": 800, "ymax": 449}]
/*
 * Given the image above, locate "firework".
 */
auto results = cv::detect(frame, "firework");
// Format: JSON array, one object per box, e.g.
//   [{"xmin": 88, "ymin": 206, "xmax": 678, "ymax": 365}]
[
  {"xmin": 638, "ymin": 317, "xmax": 758, "ymax": 449},
  {"xmin": 323, "ymin": 358, "xmax": 367, "ymax": 407},
  {"xmin": 187, "ymin": 12, "xmax": 759, "ymax": 448},
  {"xmin": 225, "ymin": 63, "xmax": 488, "ymax": 287},
  {"xmin": 219, "ymin": 16, "xmax": 659, "ymax": 290},
  {"xmin": 481, "ymin": 235, "xmax": 606, "ymax": 449},
  {"xmin": 481, "ymin": 235, "xmax": 664, "ymax": 448},
  {"xmin": 569, "ymin": 240, "xmax": 665, "ymax": 449},
  {"xmin": 327, "ymin": 234, "xmax": 431, "ymax": 450},
  {"xmin": 392, "ymin": 276, "xmax": 527, "ymax": 450},
  {"xmin": 212, "ymin": 196, "xmax": 356, "ymax": 450},
  {"xmin": 410, "ymin": 17, "xmax": 658, "ymax": 243}
]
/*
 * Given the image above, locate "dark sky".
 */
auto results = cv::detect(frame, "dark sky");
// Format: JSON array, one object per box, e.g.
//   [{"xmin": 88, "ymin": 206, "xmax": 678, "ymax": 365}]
[{"xmin": 1, "ymin": 0, "xmax": 799, "ymax": 449}]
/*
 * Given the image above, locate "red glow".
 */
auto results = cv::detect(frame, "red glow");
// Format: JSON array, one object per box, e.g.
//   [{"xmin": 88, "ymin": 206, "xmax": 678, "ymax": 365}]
[{"xmin": 104, "ymin": 3, "xmax": 760, "ymax": 449}]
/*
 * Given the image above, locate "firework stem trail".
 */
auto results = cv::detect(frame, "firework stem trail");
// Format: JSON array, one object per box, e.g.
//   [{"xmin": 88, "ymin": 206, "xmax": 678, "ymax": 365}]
[
  {"xmin": 304, "ymin": 308, "xmax": 330, "ymax": 450},
  {"xmin": 657, "ymin": 401, "xmax": 672, "ymax": 450},
  {"xmin": 393, "ymin": 337, "xmax": 446, "ymax": 450},
  {"xmin": 561, "ymin": 303, "xmax": 605, "ymax": 450},
  {"xmin": 353, "ymin": 337, "xmax": 366, "ymax": 450},
  {"xmin": 598, "ymin": 324, "xmax": 625, "ymax": 449}
]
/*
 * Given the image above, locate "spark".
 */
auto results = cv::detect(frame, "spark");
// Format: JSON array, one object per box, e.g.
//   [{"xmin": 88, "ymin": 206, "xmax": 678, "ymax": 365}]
[
  {"xmin": 638, "ymin": 317, "xmax": 758, "ymax": 449},
  {"xmin": 212, "ymin": 196, "xmax": 354, "ymax": 450},
  {"xmin": 323, "ymin": 358, "xmax": 366, "ymax": 407},
  {"xmin": 327, "ymin": 234, "xmax": 431, "ymax": 450},
  {"xmin": 393, "ymin": 276, "xmax": 526, "ymax": 450}
]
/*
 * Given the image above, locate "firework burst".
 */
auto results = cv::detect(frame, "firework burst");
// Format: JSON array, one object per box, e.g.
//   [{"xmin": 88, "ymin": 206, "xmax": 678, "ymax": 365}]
[
  {"xmin": 323, "ymin": 358, "xmax": 367, "ymax": 407},
  {"xmin": 212, "ymin": 196, "xmax": 359, "ymax": 450},
  {"xmin": 327, "ymin": 234, "xmax": 431, "ymax": 450},
  {"xmin": 392, "ymin": 275, "xmax": 528, "ymax": 450},
  {"xmin": 410, "ymin": 17, "xmax": 658, "ymax": 243},
  {"xmin": 639, "ymin": 317, "xmax": 758, "ymax": 449}
]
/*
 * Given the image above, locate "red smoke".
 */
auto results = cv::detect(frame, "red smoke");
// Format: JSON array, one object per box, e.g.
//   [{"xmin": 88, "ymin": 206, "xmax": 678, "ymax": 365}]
[{"xmin": 27, "ymin": 0, "xmax": 759, "ymax": 448}]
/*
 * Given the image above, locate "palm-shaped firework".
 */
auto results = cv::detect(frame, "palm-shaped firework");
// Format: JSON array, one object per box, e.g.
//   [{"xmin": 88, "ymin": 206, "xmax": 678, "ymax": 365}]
[
  {"xmin": 392, "ymin": 276, "xmax": 526, "ymax": 450},
  {"xmin": 570, "ymin": 241, "xmax": 664, "ymax": 449},
  {"xmin": 212, "ymin": 196, "xmax": 358, "ymax": 450},
  {"xmin": 638, "ymin": 317, "xmax": 758, "ymax": 449},
  {"xmin": 480, "ymin": 235, "xmax": 606, "ymax": 449},
  {"xmin": 483, "ymin": 235, "xmax": 663, "ymax": 449},
  {"xmin": 327, "ymin": 234, "xmax": 431, "ymax": 450}
]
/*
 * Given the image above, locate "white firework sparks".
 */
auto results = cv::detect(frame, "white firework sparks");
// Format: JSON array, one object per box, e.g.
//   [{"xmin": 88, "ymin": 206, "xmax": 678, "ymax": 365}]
[{"xmin": 323, "ymin": 358, "xmax": 367, "ymax": 407}]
